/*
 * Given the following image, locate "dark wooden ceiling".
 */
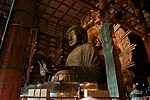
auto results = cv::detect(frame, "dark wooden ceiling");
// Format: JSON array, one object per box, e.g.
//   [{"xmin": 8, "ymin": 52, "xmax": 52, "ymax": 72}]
[{"xmin": 34, "ymin": 0, "xmax": 98, "ymax": 28}]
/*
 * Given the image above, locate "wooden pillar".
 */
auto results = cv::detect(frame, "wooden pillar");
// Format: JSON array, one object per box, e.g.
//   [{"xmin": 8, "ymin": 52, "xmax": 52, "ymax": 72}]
[
  {"xmin": 139, "ymin": 11, "xmax": 150, "ymax": 60},
  {"xmin": 143, "ymin": 39, "xmax": 150, "ymax": 60},
  {"xmin": 113, "ymin": 42, "xmax": 126, "ymax": 99},
  {"xmin": 131, "ymin": 0, "xmax": 150, "ymax": 60},
  {"xmin": 139, "ymin": 10, "xmax": 150, "ymax": 60},
  {"xmin": 0, "ymin": 0, "xmax": 36, "ymax": 99},
  {"xmin": 98, "ymin": 0, "xmax": 126, "ymax": 99},
  {"xmin": 100, "ymin": 22, "xmax": 126, "ymax": 99},
  {"xmin": 26, "ymin": 29, "xmax": 37, "ymax": 84}
]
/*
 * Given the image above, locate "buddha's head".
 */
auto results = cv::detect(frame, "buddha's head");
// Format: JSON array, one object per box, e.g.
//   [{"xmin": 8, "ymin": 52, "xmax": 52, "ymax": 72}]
[{"xmin": 67, "ymin": 25, "xmax": 87, "ymax": 48}]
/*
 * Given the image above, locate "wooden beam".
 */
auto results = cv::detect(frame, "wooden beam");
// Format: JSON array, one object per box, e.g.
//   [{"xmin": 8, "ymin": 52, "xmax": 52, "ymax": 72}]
[
  {"xmin": 26, "ymin": 29, "xmax": 37, "ymax": 84},
  {"xmin": 115, "ymin": 18, "xmax": 145, "ymax": 38},
  {"xmin": 73, "ymin": 0, "xmax": 99, "ymax": 11}
]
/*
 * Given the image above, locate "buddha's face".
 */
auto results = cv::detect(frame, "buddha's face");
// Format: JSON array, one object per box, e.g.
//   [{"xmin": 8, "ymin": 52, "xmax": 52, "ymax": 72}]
[{"xmin": 68, "ymin": 30, "xmax": 78, "ymax": 47}]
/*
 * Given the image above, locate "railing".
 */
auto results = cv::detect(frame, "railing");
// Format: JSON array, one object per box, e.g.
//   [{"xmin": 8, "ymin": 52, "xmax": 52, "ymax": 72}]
[
  {"xmin": 20, "ymin": 96, "xmax": 150, "ymax": 100},
  {"xmin": 20, "ymin": 96, "xmax": 123, "ymax": 100},
  {"xmin": 20, "ymin": 96, "xmax": 79, "ymax": 100}
]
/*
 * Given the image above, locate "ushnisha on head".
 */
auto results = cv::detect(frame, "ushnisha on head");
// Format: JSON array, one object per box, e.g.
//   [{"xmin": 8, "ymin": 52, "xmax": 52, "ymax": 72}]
[{"xmin": 67, "ymin": 25, "xmax": 88, "ymax": 48}]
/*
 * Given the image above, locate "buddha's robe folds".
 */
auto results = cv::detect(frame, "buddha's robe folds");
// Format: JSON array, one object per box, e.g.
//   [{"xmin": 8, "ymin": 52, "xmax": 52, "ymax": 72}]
[{"xmin": 65, "ymin": 43, "xmax": 101, "ymax": 82}]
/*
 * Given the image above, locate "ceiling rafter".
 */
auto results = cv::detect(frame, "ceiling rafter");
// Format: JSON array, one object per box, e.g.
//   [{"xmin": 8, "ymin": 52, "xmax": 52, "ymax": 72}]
[
  {"xmin": 48, "ymin": 0, "xmax": 64, "ymax": 23},
  {"xmin": 65, "ymin": 6, "xmax": 85, "ymax": 26},
  {"xmin": 39, "ymin": 2, "xmax": 74, "ymax": 20},
  {"xmin": 34, "ymin": 16, "xmax": 70, "ymax": 29},
  {"xmin": 56, "ymin": 1, "xmax": 77, "ymax": 26},
  {"xmin": 36, "ymin": 10, "xmax": 67, "ymax": 23},
  {"xmin": 73, "ymin": 0, "xmax": 99, "ymax": 11},
  {"xmin": 39, "ymin": 0, "xmax": 52, "ymax": 19}
]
